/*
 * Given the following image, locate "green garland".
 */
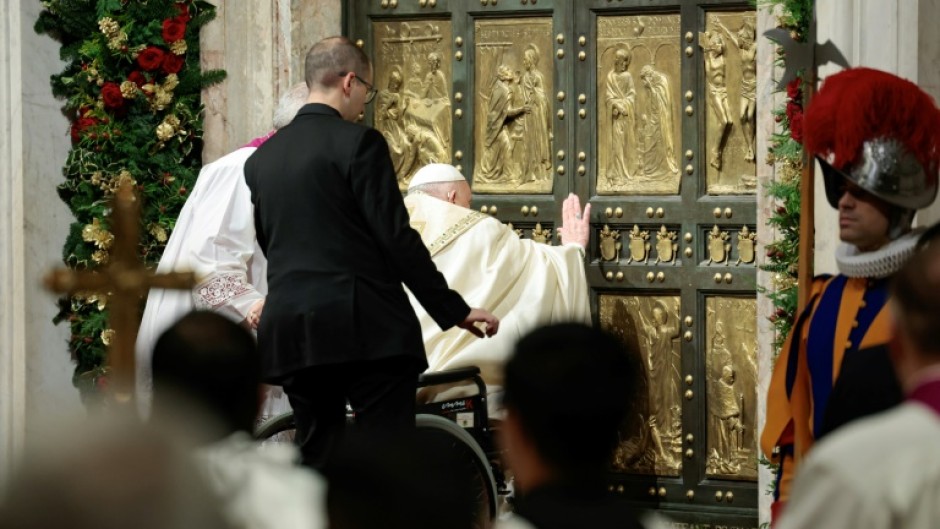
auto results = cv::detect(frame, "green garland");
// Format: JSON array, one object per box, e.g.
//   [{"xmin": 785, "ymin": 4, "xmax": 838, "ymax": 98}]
[
  {"xmin": 35, "ymin": 0, "xmax": 225, "ymax": 402},
  {"xmin": 762, "ymin": 0, "xmax": 812, "ymax": 355}
]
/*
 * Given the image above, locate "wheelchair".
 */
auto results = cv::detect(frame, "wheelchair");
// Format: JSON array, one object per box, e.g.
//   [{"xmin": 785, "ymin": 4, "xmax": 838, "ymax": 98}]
[{"xmin": 254, "ymin": 366, "xmax": 509, "ymax": 524}]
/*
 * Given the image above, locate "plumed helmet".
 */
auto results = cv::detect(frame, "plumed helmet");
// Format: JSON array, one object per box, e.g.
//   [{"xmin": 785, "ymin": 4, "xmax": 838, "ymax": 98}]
[{"xmin": 804, "ymin": 68, "xmax": 940, "ymax": 211}]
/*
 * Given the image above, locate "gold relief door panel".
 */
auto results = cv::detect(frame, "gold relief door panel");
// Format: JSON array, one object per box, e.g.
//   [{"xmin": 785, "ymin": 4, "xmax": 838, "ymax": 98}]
[
  {"xmin": 700, "ymin": 11, "xmax": 757, "ymax": 195},
  {"xmin": 704, "ymin": 296, "xmax": 758, "ymax": 481},
  {"xmin": 596, "ymin": 15, "xmax": 681, "ymax": 196},
  {"xmin": 599, "ymin": 294, "xmax": 682, "ymax": 477},
  {"xmin": 473, "ymin": 18, "xmax": 555, "ymax": 194},
  {"xmin": 372, "ymin": 20, "xmax": 454, "ymax": 189}
]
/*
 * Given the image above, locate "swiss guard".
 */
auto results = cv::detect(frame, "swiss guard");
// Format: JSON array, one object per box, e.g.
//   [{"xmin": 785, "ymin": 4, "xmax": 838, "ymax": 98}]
[{"xmin": 761, "ymin": 67, "xmax": 940, "ymax": 520}]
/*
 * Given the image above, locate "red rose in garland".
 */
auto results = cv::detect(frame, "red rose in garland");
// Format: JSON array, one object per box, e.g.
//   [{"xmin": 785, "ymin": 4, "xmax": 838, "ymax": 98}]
[
  {"xmin": 137, "ymin": 46, "xmax": 166, "ymax": 71},
  {"xmin": 128, "ymin": 70, "xmax": 146, "ymax": 87},
  {"xmin": 790, "ymin": 111, "xmax": 804, "ymax": 143},
  {"xmin": 162, "ymin": 17, "xmax": 186, "ymax": 43},
  {"xmin": 786, "ymin": 77, "xmax": 802, "ymax": 100},
  {"xmin": 70, "ymin": 116, "xmax": 99, "ymax": 143},
  {"xmin": 101, "ymin": 82, "xmax": 125, "ymax": 109},
  {"xmin": 785, "ymin": 100, "xmax": 801, "ymax": 121},
  {"xmin": 175, "ymin": 3, "xmax": 191, "ymax": 23},
  {"xmin": 162, "ymin": 53, "xmax": 184, "ymax": 74}
]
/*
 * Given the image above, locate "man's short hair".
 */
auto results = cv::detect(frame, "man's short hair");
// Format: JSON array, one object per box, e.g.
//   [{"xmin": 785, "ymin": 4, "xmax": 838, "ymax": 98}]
[
  {"xmin": 502, "ymin": 323, "xmax": 641, "ymax": 483},
  {"xmin": 892, "ymin": 241, "xmax": 940, "ymax": 357},
  {"xmin": 151, "ymin": 311, "xmax": 260, "ymax": 435},
  {"xmin": 304, "ymin": 36, "xmax": 371, "ymax": 91}
]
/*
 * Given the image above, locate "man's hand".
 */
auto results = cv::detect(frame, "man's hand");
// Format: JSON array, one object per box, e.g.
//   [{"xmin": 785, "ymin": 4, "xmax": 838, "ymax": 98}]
[
  {"xmin": 557, "ymin": 193, "xmax": 591, "ymax": 248},
  {"xmin": 457, "ymin": 308, "xmax": 499, "ymax": 338},
  {"xmin": 247, "ymin": 299, "xmax": 265, "ymax": 330}
]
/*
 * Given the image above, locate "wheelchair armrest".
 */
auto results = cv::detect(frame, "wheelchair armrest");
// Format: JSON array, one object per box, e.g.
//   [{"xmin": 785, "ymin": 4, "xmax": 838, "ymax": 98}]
[{"xmin": 418, "ymin": 366, "xmax": 482, "ymax": 388}]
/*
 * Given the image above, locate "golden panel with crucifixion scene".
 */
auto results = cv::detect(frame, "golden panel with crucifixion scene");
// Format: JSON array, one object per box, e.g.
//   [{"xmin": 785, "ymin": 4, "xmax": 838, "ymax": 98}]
[
  {"xmin": 705, "ymin": 296, "xmax": 758, "ymax": 481},
  {"xmin": 372, "ymin": 20, "xmax": 453, "ymax": 190},
  {"xmin": 700, "ymin": 11, "xmax": 757, "ymax": 195},
  {"xmin": 596, "ymin": 15, "xmax": 681, "ymax": 196},
  {"xmin": 600, "ymin": 294, "xmax": 682, "ymax": 476},
  {"xmin": 473, "ymin": 18, "xmax": 554, "ymax": 194}
]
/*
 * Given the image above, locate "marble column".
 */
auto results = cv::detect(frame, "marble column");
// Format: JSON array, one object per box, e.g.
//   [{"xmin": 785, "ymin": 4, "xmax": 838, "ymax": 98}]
[
  {"xmin": 1, "ymin": 0, "xmax": 84, "ymax": 485},
  {"xmin": 754, "ymin": 4, "xmax": 783, "ymax": 526},
  {"xmin": 200, "ymin": 0, "xmax": 343, "ymax": 163}
]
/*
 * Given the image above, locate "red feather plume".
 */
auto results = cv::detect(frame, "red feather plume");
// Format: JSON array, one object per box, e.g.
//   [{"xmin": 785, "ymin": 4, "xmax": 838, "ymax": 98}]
[{"xmin": 804, "ymin": 67, "xmax": 940, "ymax": 182}]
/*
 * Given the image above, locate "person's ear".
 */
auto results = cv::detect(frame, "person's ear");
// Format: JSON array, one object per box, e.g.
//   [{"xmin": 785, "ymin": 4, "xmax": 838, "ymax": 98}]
[{"xmin": 447, "ymin": 190, "xmax": 457, "ymax": 204}]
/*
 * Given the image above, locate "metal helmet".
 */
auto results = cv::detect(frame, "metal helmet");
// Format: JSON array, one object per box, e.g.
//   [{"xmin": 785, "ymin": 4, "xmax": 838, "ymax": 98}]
[
  {"xmin": 818, "ymin": 137, "xmax": 937, "ymax": 210},
  {"xmin": 805, "ymin": 68, "xmax": 940, "ymax": 213}
]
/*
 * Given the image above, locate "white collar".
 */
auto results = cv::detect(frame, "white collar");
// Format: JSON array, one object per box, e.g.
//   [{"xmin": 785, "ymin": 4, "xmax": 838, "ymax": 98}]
[{"xmin": 835, "ymin": 229, "xmax": 923, "ymax": 278}]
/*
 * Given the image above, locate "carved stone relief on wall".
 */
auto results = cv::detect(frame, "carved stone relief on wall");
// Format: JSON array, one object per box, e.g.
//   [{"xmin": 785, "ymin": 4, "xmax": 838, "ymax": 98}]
[
  {"xmin": 473, "ymin": 18, "xmax": 554, "ymax": 194},
  {"xmin": 373, "ymin": 21, "xmax": 453, "ymax": 189},
  {"xmin": 705, "ymin": 296, "xmax": 758, "ymax": 480},
  {"xmin": 600, "ymin": 294, "xmax": 682, "ymax": 476},
  {"xmin": 700, "ymin": 11, "xmax": 757, "ymax": 195},
  {"xmin": 596, "ymin": 15, "xmax": 681, "ymax": 196}
]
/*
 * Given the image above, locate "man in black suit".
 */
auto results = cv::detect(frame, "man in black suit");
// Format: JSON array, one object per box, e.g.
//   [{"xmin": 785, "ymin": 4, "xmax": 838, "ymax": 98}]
[{"xmin": 244, "ymin": 36, "xmax": 499, "ymax": 468}]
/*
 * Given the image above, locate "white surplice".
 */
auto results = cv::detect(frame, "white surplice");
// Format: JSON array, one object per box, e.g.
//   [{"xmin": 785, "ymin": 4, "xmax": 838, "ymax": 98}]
[
  {"xmin": 135, "ymin": 147, "xmax": 287, "ymax": 419},
  {"xmin": 195, "ymin": 432, "xmax": 327, "ymax": 529},
  {"xmin": 404, "ymin": 192, "xmax": 590, "ymax": 404}
]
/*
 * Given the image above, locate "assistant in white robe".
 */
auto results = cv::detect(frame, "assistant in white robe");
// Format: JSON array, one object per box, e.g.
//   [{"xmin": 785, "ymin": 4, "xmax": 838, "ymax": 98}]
[
  {"xmin": 404, "ymin": 191, "xmax": 590, "ymax": 403},
  {"xmin": 135, "ymin": 147, "xmax": 286, "ymax": 417}
]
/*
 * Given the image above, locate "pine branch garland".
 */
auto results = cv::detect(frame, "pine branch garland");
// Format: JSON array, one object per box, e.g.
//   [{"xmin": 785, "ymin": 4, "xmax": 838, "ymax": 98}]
[{"xmin": 36, "ymin": 0, "xmax": 226, "ymax": 403}]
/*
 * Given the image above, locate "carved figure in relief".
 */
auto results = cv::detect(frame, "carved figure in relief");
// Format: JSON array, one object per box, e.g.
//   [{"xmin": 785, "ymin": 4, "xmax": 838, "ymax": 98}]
[
  {"xmin": 708, "ymin": 364, "xmax": 744, "ymax": 474},
  {"xmin": 699, "ymin": 31, "xmax": 733, "ymax": 171},
  {"xmin": 654, "ymin": 225, "xmax": 678, "ymax": 265},
  {"xmin": 520, "ymin": 45, "xmax": 553, "ymax": 182},
  {"xmin": 375, "ymin": 68, "xmax": 410, "ymax": 175},
  {"xmin": 644, "ymin": 300, "xmax": 681, "ymax": 467},
  {"xmin": 605, "ymin": 48, "xmax": 637, "ymax": 185},
  {"xmin": 422, "ymin": 52, "xmax": 448, "ymax": 100},
  {"xmin": 478, "ymin": 65, "xmax": 531, "ymax": 185},
  {"xmin": 599, "ymin": 224, "xmax": 622, "ymax": 261},
  {"xmin": 718, "ymin": 20, "xmax": 757, "ymax": 163},
  {"xmin": 638, "ymin": 65, "xmax": 679, "ymax": 178},
  {"xmin": 735, "ymin": 225, "xmax": 756, "ymax": 265},
  {"xmin": 626, "ymin": 225, "xmax": 650, "ymax": 264},
  {"xmin": 403, "ymin": 60, "xmax": 426, "ymax": 100},
  {"xmin": 531, "ymin": 222, "xmax": 551, "ymax": 245},
  {"xmin": 396, "ymin": 124, "xmax": 449, "ymax": 185},
  {"xmin": 707, "ymin": 225, "xmax": 731, "ymax": 264}
]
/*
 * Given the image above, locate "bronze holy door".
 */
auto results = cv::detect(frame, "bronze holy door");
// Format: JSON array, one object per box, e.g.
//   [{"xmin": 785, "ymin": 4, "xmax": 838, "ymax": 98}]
[{"xmin": 347, "ymin": 1, "xmax": 759, "ymax": 526}]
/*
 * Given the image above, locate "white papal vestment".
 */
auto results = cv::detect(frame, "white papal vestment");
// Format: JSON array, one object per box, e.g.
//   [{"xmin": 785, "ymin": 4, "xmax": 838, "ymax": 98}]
[
  {"xmin": 135, "ymin": 147, "xmax": 287, "ymax": 419},
  {"xmin": 404, "ymin": 192, "xmax": 590, "ymax": 405}
]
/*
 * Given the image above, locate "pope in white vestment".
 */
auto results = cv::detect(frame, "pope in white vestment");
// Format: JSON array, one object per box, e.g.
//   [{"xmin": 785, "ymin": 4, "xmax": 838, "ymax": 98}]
[
  {"xmin": 135, "ymin": 84, "xmax": 309, "ymax": 417},
  {"xmin": 403, "ymin": 164, "xmax": 591, "ymax": 405}
]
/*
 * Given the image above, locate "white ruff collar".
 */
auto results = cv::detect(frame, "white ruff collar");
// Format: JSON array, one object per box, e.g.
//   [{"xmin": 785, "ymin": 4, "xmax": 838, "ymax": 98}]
[{"xmin": 835, "ymin": 229, "xmax": 923, "ymax": 278}]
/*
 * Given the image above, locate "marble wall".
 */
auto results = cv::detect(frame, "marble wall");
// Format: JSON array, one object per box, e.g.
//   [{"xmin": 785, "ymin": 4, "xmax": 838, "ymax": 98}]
[
  {"xmin": 201, "ymin": 0, "xmax": 342, "ymax": 163},
  {"xmin": 815, "ymin": 0, "xmax": 940, "ymax": 274}
]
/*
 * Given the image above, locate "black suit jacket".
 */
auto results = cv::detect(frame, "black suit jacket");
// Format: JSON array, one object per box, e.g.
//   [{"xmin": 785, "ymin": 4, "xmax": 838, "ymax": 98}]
[{"xmin": 244, "ymin": 104, "xmax": 470, "ymax": 382}]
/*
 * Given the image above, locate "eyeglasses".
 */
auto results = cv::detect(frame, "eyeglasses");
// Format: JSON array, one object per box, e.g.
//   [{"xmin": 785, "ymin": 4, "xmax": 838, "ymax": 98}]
[{"xmin": 339, "ymin": 72, "xmax": 377, "ymax": 104}]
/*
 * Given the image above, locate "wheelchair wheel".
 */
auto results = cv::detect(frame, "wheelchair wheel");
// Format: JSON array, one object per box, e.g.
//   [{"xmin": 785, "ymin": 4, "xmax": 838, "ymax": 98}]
[
  {"xmin": 416, "ymin": 414, "xmax": 498, "ymax": 528},
  {"xmin": 254, "ymin": 411, "xmax": 296, "ymax": 442}
]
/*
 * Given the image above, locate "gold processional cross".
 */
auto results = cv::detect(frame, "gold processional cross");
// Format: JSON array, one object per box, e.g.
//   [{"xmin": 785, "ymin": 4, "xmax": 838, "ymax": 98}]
[{"xmin": 44, "ymin": 182, "xmax": 195, "ymax": 403}]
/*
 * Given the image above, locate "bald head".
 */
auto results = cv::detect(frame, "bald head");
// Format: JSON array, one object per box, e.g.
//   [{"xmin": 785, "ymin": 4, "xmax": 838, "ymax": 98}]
[{"xmin": 304, "ymin": 36, "xmax": 371, "ymax": 91}]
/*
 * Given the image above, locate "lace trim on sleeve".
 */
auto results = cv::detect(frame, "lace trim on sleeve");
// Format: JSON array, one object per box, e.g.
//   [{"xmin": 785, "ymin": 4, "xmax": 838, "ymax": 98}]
[{"xmin": 193, "ymin": 273, "xmax": 252, "ymax": 309}]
